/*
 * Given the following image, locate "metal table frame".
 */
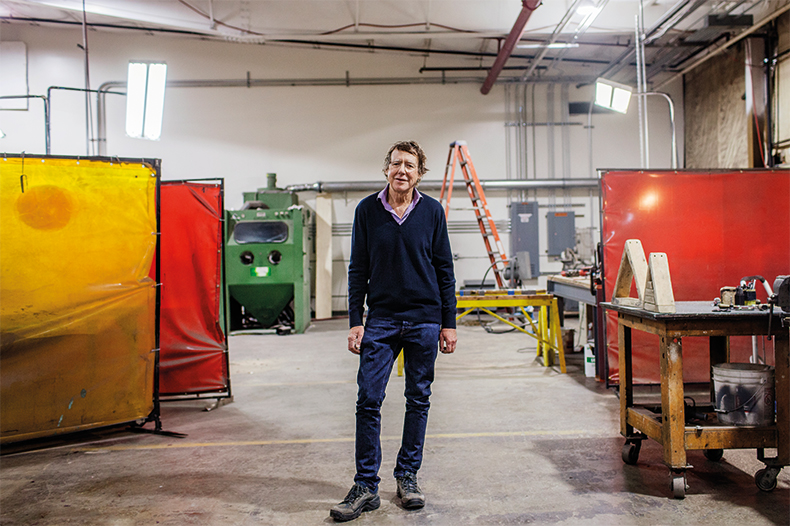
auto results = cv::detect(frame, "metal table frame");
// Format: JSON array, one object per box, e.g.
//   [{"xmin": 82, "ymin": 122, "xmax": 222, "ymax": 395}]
[
  {"xmin": 601, "ymin": 301, "xmax": 789, "ymax": 498},
  {"xmin": 547, "ymin": 275, "xmax": 605, "ymax": 378},
  {"xmin": 457, "ymin": 293, "xmax": 566, "ymax": 373}
]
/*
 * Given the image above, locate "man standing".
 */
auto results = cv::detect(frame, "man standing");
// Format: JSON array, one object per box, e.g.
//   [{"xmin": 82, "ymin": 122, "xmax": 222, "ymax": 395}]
[{"xmin": 330, "ymin": 141, "xmax": 457, "ymax": 522}]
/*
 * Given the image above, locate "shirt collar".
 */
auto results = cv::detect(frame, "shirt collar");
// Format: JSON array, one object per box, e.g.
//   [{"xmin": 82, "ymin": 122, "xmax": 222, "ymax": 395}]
[
  {"xmin": 377, "ymin": 184, "xmax": 422, "ymax": 207},
  {"xmin": 377, "ymin": 184, "xmax": 422, "ymax": 225}
]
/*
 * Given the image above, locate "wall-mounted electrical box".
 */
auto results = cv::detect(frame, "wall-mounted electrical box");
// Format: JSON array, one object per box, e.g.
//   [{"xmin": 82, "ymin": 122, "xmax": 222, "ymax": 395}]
[
  {"xmin": 510, "ymin": 201, "xmax": 540, "ymax": 279},
  {"xmin": 547, "ymin": 211, "xmax": 576, "ymax": 256}
]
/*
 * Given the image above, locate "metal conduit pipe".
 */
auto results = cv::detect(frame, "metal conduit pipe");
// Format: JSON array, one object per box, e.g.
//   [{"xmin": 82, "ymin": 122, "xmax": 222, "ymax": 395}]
[
  {"xmin": 0, "ymin": 95, "xmax": 49, "ymax": 153},
  {"xmin": 97, "ymin": 75, "xmax": 494, "ymax": 155},
  {"xmin": 655, "ymin": 4, "xmax": 790, "ymax": 90},
  {"xmin": 96, "ymin": 74, "xmax": 600, "ymax": 155},
  {"xmin": 285, "ymin": 178, "xmax": 599, "ymax": 193},
  {"xmin": 96, "ymin": 81, "xmax": 124, "ymax": 156},
  {"xmin": 480, "ymin": 0, "xmax": 542, "ymax": 95},
  {"xmin": 595, "ymin": 0, "xmax": 705, "ymax": 82}
]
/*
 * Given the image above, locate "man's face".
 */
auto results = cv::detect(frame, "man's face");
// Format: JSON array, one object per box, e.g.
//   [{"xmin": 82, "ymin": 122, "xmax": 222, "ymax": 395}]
[{"xmin": 386, "ymin": 149, "xmax": 420, "ymax": 195}]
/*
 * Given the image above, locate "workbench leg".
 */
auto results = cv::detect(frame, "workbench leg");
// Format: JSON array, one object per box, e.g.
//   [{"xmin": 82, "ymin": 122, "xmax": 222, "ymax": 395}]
[
  {"xmin": 709, "ymin": 336, "xmax": 729, "ymax": 404},
  {"xmin": 661, "ymin": 333, "xmax": 688, "ymax": 497},
  {"xmin": 618, "ymin": 321, "xmax": 633, "ymax": 438},
  {"xmin": 538, "ymin": 306, "xmax": 552, "ymax": 366},
  {"xmin": 536, "ymin": 306, "xmax": 543, "ymax": 360},
  {"xmin": 550, "ymin": 299, "xmax": 566, "ymax": 374}
]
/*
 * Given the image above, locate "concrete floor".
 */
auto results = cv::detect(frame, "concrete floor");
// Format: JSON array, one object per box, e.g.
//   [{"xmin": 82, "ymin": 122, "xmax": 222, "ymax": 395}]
[{"xmin": 1, "ymin": 318, "xmax": 788, "ymax": 525}]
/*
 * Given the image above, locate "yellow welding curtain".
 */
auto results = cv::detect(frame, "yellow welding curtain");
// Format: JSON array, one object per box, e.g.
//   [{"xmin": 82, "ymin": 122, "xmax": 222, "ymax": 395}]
[{"xmin": 0, "ymin": 156, "xmax": 158, "ymax": 443}]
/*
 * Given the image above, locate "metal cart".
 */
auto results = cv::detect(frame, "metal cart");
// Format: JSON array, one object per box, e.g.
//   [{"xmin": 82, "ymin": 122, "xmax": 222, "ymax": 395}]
[{"xmin": 601, "ymin": 301, "xmax": 789, "ymax": 498}]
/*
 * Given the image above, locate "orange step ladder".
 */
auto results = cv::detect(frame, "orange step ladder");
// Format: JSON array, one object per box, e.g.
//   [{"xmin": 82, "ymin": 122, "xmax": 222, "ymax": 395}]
[{"xmin": 440, "ymin": 141, "xmax": 509, "ymax": 288}]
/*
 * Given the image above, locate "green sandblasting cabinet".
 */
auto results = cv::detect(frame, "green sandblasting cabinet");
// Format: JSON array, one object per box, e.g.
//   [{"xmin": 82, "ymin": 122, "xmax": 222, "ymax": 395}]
[{"xmin": 224, "ymin": 174, "xmax": 313, "ymax": 334}]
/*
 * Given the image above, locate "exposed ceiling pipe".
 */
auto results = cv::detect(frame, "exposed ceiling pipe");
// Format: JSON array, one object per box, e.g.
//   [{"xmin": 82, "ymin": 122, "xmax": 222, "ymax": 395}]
[
  {"xmin": 480, "ymin": 0, "xmax": 541, "ymax": 95},
  {"xmin": 95, "ymin": 73, "xmax": 592, "ymax": 155},
  {"xmin": 285, "ymin": 179, "xmax": 599, "ymax": 193},
  {"xmin": 595, "ymin": 0, "xmax": 705, "ymax": 81},
  {"xmin": 521, "ymin": 0, "xmax": 588, "ymax": 81},
  {"xmin": 655, "ymin": 3, "xmax": 790, "ymax": 90}
]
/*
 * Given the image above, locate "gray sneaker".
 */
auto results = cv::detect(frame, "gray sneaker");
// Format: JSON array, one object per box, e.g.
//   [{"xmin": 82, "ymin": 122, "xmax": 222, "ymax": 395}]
[
  {"xmin": 330, "ymin": 483, "xmax": 380, "ymax": 522},
  {"xmin": 396, "ymin": 472, "xmax": 425, "ymax": 509}
]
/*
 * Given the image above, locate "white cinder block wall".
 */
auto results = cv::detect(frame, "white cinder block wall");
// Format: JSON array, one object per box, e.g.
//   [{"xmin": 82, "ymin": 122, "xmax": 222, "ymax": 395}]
[{"xmin": 1, "ymin": 24, "xmax": 683, "ymax": 313}]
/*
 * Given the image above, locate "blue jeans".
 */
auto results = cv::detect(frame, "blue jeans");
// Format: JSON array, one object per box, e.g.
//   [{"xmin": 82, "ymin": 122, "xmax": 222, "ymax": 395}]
[{"xmin": 354, "ymin": 318, "xmax": 441, "ymax": 492}]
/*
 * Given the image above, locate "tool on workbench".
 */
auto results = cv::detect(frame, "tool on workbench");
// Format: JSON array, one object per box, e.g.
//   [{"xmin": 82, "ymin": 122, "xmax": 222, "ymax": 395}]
[{"xmin": 714, "ymin": 274, "xmax": 783, "ymax": 358}]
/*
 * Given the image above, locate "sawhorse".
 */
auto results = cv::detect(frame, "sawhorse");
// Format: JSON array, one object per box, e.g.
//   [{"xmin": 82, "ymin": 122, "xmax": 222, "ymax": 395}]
[
  {"xmin": 455, "ymin": 292, "xmax": 566, "ymax": 373},
  {"xmin": 396, "ymin": 292, "xmax": 565, "ymax": 374}
]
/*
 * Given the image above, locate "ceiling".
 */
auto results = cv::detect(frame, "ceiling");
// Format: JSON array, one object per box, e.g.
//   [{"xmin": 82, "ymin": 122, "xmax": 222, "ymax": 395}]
[{"xmin": 1, "ymin": 0, "xmax": 787, "ymax": 88}]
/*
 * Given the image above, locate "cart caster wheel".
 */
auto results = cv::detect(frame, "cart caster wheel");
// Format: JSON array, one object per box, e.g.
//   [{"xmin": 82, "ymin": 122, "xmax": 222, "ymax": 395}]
[
  {"xmin": 703, "ymin": 449, "xmax": 723, "ymax": 462},
  {"xmin": 622, "ymin": 441, "xmax": 641, "ymax": 465},
  {"xmin": 670, "ymin": 472, "xmax": 687, "ymax": 499},
  {"xmin": 755, "ymin": 468, "xmax": 779, "ymax": 492}
]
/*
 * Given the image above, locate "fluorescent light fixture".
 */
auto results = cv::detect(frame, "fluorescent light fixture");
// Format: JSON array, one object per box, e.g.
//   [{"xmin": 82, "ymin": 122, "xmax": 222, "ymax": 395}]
[
  {"xmin": 125, "ymin": 61, "xmax": 167, "ymax": 140},
  {"xmin": 517, "ymin": 42, "xmax": 580, "ymax": 49},
  {"xmin": 576, "ymin": 1, "xmax": 604, "ymax": 34},
  {"xmin": 594, "ymin": 77, "xmax": 632, "ymax": 114},
  {"xmin": 577, "ymin": 5, "xmax": 599, "ymax": 16}
]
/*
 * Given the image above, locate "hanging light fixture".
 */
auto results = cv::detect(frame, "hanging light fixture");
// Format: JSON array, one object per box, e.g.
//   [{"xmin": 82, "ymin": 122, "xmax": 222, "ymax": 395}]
[
  {"xmin": 594, "ymin": 77, "xmax": 632, "ymax": 114},
  {"xmin": 125, "ymin": 61, "xmax": 167, "ymax": 140}
]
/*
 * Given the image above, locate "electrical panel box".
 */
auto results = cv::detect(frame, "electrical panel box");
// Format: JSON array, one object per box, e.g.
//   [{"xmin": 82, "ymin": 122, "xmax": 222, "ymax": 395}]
[
  {"xmin": 510, "ymin": 201, "xmax": 540, "ymax": 279},
  {"xmin": 547, "ymin": 211, "xmax": 576, "ymax": 256}
]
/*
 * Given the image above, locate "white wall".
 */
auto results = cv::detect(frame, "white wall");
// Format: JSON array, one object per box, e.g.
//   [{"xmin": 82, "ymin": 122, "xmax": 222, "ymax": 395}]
[{"xmin": 1, "ymin": 23, "xmax": 683, "ymax": 312}]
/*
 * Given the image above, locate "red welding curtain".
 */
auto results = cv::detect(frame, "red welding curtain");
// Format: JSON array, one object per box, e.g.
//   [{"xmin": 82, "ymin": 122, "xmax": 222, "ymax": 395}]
[
  {"xmin": 601, "ymin": 169, "xmax": 790, "ymax": 384},
  {"xmin": 157, "ymin": 181, "xmax": 227, "ymax": 395}
]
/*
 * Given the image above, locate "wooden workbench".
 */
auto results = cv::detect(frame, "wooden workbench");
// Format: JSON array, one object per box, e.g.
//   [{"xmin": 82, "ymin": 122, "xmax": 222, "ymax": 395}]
[{"xmin": 601, "ymin": 301, "xmax": 789, "ymax": 498}]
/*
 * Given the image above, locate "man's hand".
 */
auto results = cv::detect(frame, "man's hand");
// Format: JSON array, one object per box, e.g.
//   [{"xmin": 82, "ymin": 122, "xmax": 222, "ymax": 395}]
[
  {"xmin": 439, "ymin": 328, "xmax": 457, "ymax": 354},
  {"xmin": 348, "ymin": 326, "xmax": 364, "ymax": 354}
]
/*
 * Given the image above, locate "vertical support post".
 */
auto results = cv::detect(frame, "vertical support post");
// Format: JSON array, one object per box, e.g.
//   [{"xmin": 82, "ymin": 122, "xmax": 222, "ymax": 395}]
[
  {"xmin": 550, "ymin": 298, "xmax": 566, "ymax": 373},
  {"xmin": 661, "ymin": 334, "xmax": 686, "ymax": 469},
  {"xmin": 619, "ymin": 320, "xmax": 633, "ymax": 437},
  {"xmin": 538, "ymin": 305, "xmax": 547, "ymax": 362},
  {"xmin": 315, "ymin": 193, "xmax": 334, "ymax": 320}
]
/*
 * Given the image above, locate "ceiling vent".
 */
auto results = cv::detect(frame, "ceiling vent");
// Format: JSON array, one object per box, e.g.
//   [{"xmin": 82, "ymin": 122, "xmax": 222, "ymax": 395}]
[{"xmin": 684, "ymin": 14, "xmax": 753, "ymax": 43}]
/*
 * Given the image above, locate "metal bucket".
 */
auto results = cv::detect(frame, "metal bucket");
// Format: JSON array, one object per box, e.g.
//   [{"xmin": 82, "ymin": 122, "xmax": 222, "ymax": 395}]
[{"xmin": 713, "ymin": 363, "xmax": 775, "ymax": 427}]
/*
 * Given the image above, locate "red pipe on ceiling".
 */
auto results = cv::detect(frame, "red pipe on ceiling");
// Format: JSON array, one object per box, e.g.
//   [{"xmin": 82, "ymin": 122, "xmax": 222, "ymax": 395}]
[{"xmin": 480, "ymin": 0, "xmax": 542, "ymax": 95}]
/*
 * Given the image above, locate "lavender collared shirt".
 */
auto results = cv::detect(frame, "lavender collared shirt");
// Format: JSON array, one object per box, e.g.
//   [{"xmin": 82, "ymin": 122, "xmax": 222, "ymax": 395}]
[{"xmin": 377, "ymin": 184, "xmax": 422, "ymax": 225}]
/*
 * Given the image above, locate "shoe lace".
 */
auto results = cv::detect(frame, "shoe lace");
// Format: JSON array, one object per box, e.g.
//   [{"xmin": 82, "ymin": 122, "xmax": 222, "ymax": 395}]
[
  {"xmin": 343, "ymin": 484, "xmax": 367, "ymax": 504},
  {"xmin": 400, "ymin": 473, "xmax": 419, "ymax": 493}
]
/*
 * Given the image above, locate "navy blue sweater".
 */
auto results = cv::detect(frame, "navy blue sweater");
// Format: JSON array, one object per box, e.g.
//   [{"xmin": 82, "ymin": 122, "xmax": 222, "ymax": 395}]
[{"xmin": 348, "ymin": 191, "xmax": 457, "ymax": 329}]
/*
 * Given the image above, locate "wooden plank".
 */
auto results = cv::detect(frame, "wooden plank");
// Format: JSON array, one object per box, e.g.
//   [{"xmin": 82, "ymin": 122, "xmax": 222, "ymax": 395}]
[
  {"xmin": 627, "ymin": 407, "xmax": 663, "ymax": 441},
  {"xmin": 614, "ymin": 314, "xmax": 779, "ymax": 339},
  {"xmin": 612, "ymin": 239, "xmax": 648, "ymax": 308},
  {"xmin": 661, "ymin": 334, "xmax": 687, "ymax": 469},
  {"xmin": 685, "ymin": 426, "xmax": 776, "ymax": 450},
  {"xmin": 617, "ymin": 313, "xmax": 666, "ymax": 335},
  {"xmin": 643, "ymin": 253, "xmax": 676, "ymax": 313}
]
